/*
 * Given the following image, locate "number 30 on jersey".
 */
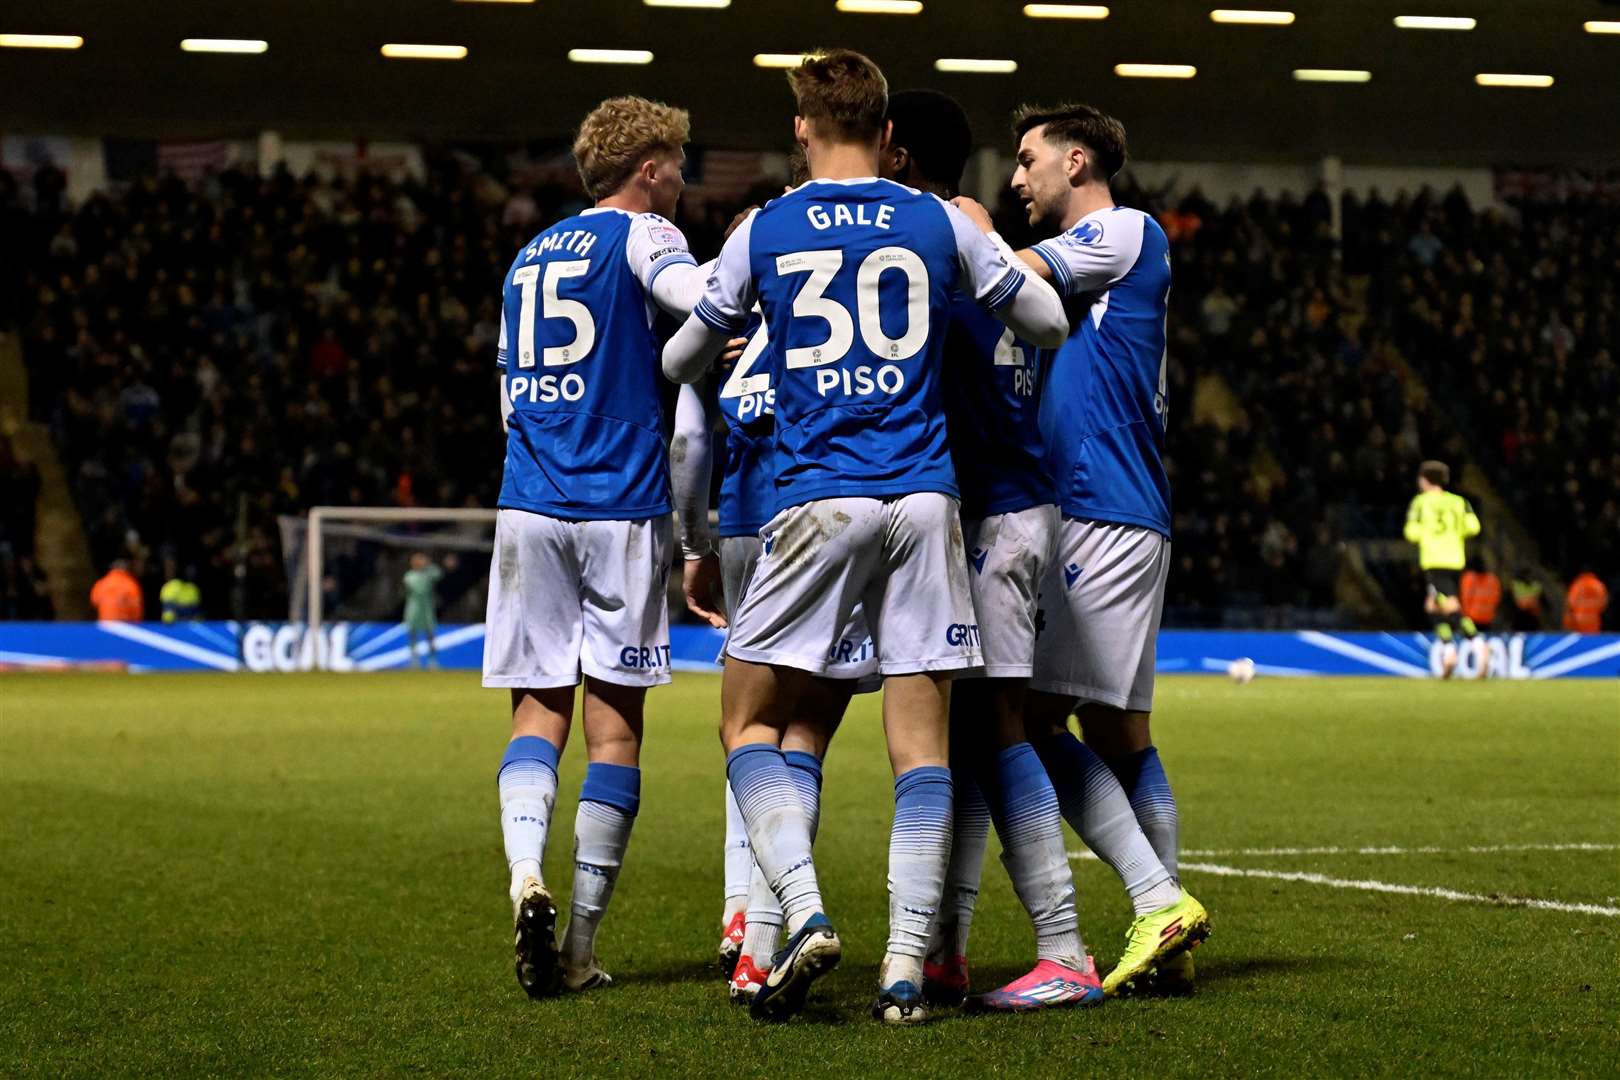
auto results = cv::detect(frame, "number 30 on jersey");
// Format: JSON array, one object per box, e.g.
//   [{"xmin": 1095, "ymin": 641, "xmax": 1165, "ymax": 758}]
[{"xmin": 777, "ymin": 246, "xmax": 928, "ymax": 398}]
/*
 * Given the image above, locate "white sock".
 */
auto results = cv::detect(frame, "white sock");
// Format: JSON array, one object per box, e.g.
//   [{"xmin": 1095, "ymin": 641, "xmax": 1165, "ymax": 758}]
[
  {"xmin": 722, "ymin": 784, "xmax": 751, "ymax": 922},
  {"xmin": 498, "ymin": 737, "xmax": 560, "ymax": 900},
  {"xmin": 742, "ymin": 862, "xmax": 783, "ymax": 964},
  {"xmin": 562, "ymin": 799, "xmax": 636, "ymax": 970}
]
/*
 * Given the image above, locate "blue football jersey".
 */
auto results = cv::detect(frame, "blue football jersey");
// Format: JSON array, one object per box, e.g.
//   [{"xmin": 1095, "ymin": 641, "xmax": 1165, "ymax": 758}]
[
  {"xmin": 942, "ymin": 294, "xmax": 1054, "ymax": 518},
  {"xmin": 1030, "ymin": 207, "xmax": 1172, "ymax": 537},
  {"xmin": 713, "ymin": 312, "xmax": 774, "ymax": 537},
  {"xmin": 496, "ymin": 207, "xmax": 696, "ymax": 520},
  {"xmin": 693, "ymin": 178, "xmax": 1025, "ymax": 513}
]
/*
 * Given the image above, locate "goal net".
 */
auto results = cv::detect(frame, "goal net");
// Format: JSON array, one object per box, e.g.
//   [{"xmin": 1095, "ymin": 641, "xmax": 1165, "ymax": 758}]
[{"xmin": 279, "ymin": 507, "xmax": 497, "ymax": 637}]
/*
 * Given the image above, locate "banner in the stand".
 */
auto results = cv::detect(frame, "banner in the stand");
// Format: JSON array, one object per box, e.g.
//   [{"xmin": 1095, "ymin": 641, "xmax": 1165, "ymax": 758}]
[{"xmin": 0, "ymin": 623, "xmax": 1616, "ymax": 679}]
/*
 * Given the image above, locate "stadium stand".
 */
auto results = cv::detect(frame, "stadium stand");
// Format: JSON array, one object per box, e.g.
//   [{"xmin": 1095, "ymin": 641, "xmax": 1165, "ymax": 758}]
[{"xmin": 2, "ymin": 158, "xmax": 1613, "ymax": 630}]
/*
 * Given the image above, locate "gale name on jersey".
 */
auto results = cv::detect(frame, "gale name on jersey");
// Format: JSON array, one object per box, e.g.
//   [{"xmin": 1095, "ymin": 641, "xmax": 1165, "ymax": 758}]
[{"xmin": 804, "ymin": 201, "xmax": 897, "ymax": 231}]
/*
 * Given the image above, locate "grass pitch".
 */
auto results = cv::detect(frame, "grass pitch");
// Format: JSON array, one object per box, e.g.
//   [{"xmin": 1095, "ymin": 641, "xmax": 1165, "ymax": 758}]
[{"xmin": 2, "ymin": 672, "xmax": 1616, "ymax": 1077}]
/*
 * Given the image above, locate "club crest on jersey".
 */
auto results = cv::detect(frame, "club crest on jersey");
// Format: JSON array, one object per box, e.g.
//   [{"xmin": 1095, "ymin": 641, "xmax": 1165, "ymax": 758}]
[
  {"xmin": 1073, "ymin": 220, "xmax": 1104, "ymax": 245},
  {"xmin": 1063, "ymin": 563, "xmax": 1085, "ymax": 589},
  {"xmin": 968, "ymin": 547, "xmax": 988, "ymax": 574}
]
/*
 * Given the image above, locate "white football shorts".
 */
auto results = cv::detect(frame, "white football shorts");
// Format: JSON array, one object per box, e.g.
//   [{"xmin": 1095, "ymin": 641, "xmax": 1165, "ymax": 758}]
[
  {"xmin": 482, "ymin": 508, "xmax": 673, "ymax": 689},
  {"xmin": 960, "ymin": 503, "xmax": 1060, "ymax": 680},
  {"xmin": 1031, "ymin": 518, "xmax": 1169, "ymax": 711},
  {"xmin": 719, "ymin": 534, "xmax": 878, "ymax": 685},
  {"xmin": 725, "ymin": 493, "xmax": 981, "ymax": 677}
]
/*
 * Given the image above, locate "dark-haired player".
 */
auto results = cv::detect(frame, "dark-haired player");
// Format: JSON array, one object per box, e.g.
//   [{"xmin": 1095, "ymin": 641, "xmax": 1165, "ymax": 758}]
[
  {"xmin": 1403, "ymin": 459, "xmax": 1483, "ymax": 677},
  {"xmin": 953, "ymin": 103, "xmax": 1210, "ymax": 995},
  {"xmin": 880, "ymin": 88, "xmax": 1103, "ymax": 1012}
]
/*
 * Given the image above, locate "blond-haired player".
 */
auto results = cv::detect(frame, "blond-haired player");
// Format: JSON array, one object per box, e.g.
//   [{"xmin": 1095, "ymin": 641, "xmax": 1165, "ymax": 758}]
[{"xmin": 486, "ymin": 95, "xmax": 717, "ymax": 999}]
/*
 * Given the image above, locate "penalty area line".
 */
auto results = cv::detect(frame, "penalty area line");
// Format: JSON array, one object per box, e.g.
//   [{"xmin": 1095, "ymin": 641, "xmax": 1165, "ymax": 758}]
[{"xmin": 1177, "ymin": 860, "xmax": 1620, "ymax": 918}]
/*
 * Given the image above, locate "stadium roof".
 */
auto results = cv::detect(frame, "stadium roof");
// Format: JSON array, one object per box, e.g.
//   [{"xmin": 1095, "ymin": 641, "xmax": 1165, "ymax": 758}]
[{"xmin": 2, "ymin": 0, "xmax": 1616, "ymax": 166}]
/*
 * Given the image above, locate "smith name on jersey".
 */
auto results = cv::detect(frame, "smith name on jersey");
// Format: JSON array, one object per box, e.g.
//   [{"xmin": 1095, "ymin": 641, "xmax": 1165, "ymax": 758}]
[
  {"xmin": 1032, "ymin": 206, "xmax": 1173, "ymax": 537},
  {"xmin": 693, "ymin": 177, "xmax": 1026, "ymax": 513},
  {"xmin": 497, "ymin": 208, "xmax": 696, "ymax": 520}
]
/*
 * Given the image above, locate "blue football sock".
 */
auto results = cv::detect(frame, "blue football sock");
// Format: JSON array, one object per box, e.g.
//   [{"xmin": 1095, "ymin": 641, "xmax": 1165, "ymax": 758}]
[
  {"xmin": 885, "ymin": 765, "xmax": 954, "ymax": 985},
  {"xmin": 933, "ymin": 764, "xmax": 990, "ymax": 960},
  {"xmin": 1104, "ymin": 746, "xmax": 1181, "ymax": 882},
  {"xmin": 1035, "ymin": 731, "xmax": 1178, "ymax": 916},
  {"xmin": 784, "ymin": 749, "xmax": 825, "ymax": 842},
  {"xmin": 989, "ymin": 743, "xmax": 1084, "ymax": 967},
  {"xmin": 727, "ymin": 744, "xmax": 823, "ymax": 934}
]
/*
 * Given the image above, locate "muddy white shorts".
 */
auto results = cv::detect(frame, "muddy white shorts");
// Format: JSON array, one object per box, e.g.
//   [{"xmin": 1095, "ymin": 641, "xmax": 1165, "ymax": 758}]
[
  {"xmin": 719, "ymin": 534, "xmax": 878, "ymax": 683},
  {"xmin": 482, "ymin": 508, "xmax": 673, "ymax": 689},
  {"xmin": 725, "ymin": 493, "xmax": 981, "ymax": 677},
  {"xmin": 1031, "ymin": 518, "xmax": 1169, "ymax": 711},
  {"xmin": 961, "ymin": 503, "xmax": 1060, "ymax": 679}
]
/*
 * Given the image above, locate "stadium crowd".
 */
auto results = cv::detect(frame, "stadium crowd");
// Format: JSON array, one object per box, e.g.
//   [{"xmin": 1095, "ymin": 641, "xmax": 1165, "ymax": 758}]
[{"xmin": 1, "ymin": 156, "xmax": 1613, "ymax": 628}]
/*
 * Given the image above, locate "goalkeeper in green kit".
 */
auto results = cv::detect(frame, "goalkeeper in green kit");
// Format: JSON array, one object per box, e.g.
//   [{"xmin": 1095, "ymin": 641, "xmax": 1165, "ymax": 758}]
[
  {"xmin": 1403, "ymin": 460, "xmax": 1482, "ymax": 678},
  {"xmin": 403, "ymin": 552, "xmax": 454, "ymax": 669}
]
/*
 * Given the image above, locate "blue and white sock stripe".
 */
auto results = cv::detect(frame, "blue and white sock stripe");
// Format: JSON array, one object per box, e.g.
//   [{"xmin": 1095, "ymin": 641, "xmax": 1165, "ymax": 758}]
[
  {"xmin": 500, "ymin": 734, "xmax": 560, "ymax": 782},
  {"xmin": 891, "ymin": 766, "xmax": 954, "ymax": 854},
  {"xmin": 1108, "ymin": 746, "xmax": 1180, "ymax": 877},
  {"xmin": 784, "ymin": 749, "xmax": 824, "ymax": 839},
  {"xmin": 990, "ymin": 743, "xmax": 1065, "ymax": 849},
  {"xmin": 580, "ymin": 761, "xmax": 641, "ymax": 817},
  {"xmin": 889, "ymin": 766, "xmax": 954, "ymax": 957},
  {"xmin": 727, "ymin": 744, "xmax": 823, "ymax": 926},
  {"xmin": 726, "ymin": 744, "xmax": 794, "ymax": 810}
]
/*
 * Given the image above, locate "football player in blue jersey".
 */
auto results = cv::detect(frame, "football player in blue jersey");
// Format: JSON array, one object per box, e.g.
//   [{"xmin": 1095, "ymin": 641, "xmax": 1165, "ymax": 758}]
[
  {"xmin": 670, "ymin": 153, "xmax": 883, "ymax": 1003},
  {"xmin": 485, "ymin": 96, "xmax": 718, "ymax": 1000},
  {"xmin": 878, "ymin": 89, "xmax": 1103, "ymax": 1012},
  {"xmin": 952, "ymin": 103, "xmax": 1210, "ymax": 995},
  {"xmin": 664, "ymin": 50, "xmax": 1068, "ymax": 1024}
]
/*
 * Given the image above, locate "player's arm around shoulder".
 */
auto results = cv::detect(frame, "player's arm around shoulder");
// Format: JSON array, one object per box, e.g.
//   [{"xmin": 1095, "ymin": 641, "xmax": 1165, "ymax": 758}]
[
  {"xmin": 662, "ymin": 209, "xmax": 758, "ymax": 384},
  {"xmin": 942, "ymin": 195, "xmax": 1067, "ymax": 348}
]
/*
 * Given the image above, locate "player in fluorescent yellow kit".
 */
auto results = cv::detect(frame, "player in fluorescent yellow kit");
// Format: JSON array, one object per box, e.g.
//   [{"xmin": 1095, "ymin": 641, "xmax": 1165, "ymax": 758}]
[{"xmin": 1403, "ymin": 460, "xmax": 1482, "ymax": 678}]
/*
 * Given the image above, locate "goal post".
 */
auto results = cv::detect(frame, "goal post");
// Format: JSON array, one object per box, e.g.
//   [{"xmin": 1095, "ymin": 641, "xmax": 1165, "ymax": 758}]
[{"xmin": 287, "ymin": 507, "xmax": 499, "ymax": 652}]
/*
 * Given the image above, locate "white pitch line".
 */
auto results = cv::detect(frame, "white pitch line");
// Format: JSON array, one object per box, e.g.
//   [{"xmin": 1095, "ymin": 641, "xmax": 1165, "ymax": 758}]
[
  {"xmin": 1179, "ymin": 842, "xmax": 1620, "ymax": 858},
  {"xmin": 1179, "ymin": 861, "xmax": 1620, "ymax": 918},
  {"xmin": 1069, "ymin": 842, "xmax": 1620, "ymax": 862}
]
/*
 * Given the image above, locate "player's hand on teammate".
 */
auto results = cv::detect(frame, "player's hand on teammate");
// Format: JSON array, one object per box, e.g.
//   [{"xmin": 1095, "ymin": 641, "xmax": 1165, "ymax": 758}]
[
  {"xmin": 950, "ymin": 195, "xmax": 995, "ymax": 234},
  {"xmin": 721, "ymin": 337, "xmax": 748, "ymax": 365},
  {"xmin": 683, "ymin": 553, "xmax": 728, "ymax": 629},
  {"xmin": 723, "ymin": 207, "xmax": 756, "ymax": 241}
]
